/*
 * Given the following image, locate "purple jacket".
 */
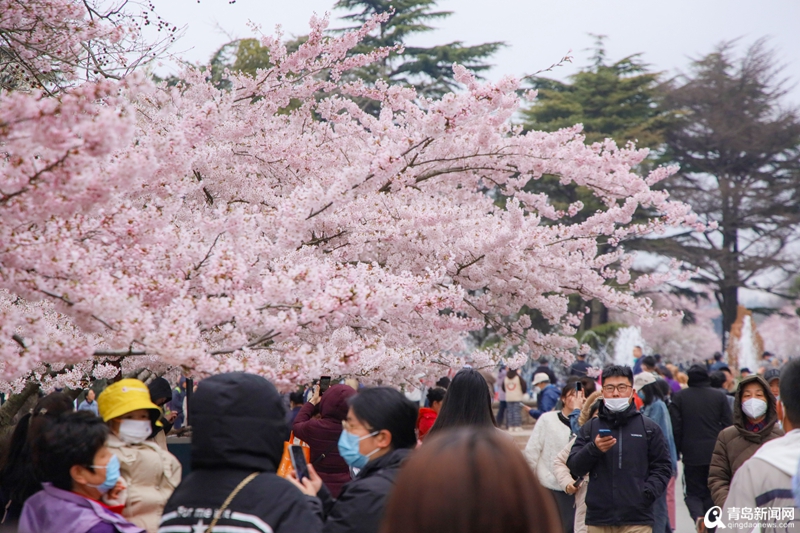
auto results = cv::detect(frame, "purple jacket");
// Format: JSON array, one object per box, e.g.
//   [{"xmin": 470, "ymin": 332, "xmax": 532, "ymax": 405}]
[{"xmin": 19, "ymin": 483, "xmax": 144, "ymax": 533}]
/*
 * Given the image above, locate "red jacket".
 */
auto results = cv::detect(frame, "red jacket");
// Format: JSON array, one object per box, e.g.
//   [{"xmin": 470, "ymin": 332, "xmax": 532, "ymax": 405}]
[
  {"xmin": 292, "ymin": 384, "xmax": 357, "ymax": 498},
  {"xmin": 417, "ymin": 407, "xmax": 438, "ymax": 440}
]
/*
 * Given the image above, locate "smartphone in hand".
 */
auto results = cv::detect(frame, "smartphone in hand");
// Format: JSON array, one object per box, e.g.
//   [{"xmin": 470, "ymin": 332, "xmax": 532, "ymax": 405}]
[
  {"xmin": 319, "ymin": 376, "xmax": 332, "ymax": 396},
  {"xmin": 289, "ymin": 445, "xmax": 308, "ymax": 482}
]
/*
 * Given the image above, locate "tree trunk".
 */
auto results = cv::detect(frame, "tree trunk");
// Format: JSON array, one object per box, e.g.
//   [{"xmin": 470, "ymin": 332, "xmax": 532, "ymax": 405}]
[
  {"xmin": 0, "ymin": 381, "xmax": 40, "ymax": 429},
  {"xmin": 718, "ymin": 284, "xmax": 739, "ymax": 351}
]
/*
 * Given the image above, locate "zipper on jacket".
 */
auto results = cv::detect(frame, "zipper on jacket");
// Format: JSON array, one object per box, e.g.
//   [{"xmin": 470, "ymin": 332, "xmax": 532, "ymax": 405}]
[{"xmin": 618, "ymin": 429, "xmax": 623, "ymax": 469}]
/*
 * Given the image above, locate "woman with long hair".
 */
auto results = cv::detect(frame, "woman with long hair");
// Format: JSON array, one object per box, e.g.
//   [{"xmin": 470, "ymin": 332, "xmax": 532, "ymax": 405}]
[
  {"xmin": 380, "ymin": 427, "xmax": 561, "ymax": 533},
  {"xmin": 0, "ymin": 392, "xmax": 73, "ymax": 527},
  {"xmin": 426, "ymin": 368, "xmax": 496, "ymax": 437}
]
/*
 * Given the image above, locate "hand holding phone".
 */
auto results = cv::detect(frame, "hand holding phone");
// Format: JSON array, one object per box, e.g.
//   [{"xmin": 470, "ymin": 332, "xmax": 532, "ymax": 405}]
[
  {"xmin": 319, "ymin": 376, "xmax": 331, "ymax": 395},
  {"xmin": 595, "ymin": 428, "xmax": 616, "ymax": 452},
  {"xmin": 289, "ymin": 445, "xmax": 308, "ymax": 482}
]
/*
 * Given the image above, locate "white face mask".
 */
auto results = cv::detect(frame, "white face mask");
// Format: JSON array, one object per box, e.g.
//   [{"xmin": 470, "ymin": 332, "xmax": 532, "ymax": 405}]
[
  {"xmin": 604, "ymin": 396, "xmax": 631, "ymax": 413},
  {"xmin": 118, "ymin": 419, "xmax": 152, "ymax": 444},
  {"xmin": 741, "ymin": 398, "xmax": 767, "ymax": 420}
]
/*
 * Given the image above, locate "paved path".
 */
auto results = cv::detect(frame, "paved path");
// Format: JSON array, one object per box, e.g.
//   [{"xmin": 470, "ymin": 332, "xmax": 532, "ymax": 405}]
[{"xmin": 507, "ymin": 428, "xmax": 696, "ymax": 533}]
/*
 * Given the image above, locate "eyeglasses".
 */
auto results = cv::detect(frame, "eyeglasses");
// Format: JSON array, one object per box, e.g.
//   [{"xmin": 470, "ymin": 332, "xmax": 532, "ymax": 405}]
[
  {"xmin": 602, "ymin": 384, "xmax": 632, "ymax": 394},
  {"xmin": 342, "ymin": 420, "xmax": 375, "ymax": 433}
]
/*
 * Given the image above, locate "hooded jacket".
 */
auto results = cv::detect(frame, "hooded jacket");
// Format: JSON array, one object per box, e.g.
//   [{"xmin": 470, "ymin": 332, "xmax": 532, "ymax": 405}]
[
  {"xmin": 148, "ymin": 377, "xmax": 174, "ymax": 448},
  {"xmin": 669, "ymin": 365, "xmax": 733, "ymax": 465},
  {"xmin": 708, "ymin": 375, "xmax": 784, "ymax": 507},
  {"xmin": 158, "ymin": 373, "xmax": 322, "ymax": 533},
  {"xmin": 293, "ymin": 385, "xmax": 357, "ymax": 498},
  {"xmin": 567, "ymin": 401, "xmax": 672, "ymax": 526},
  {"xmin": 724, "ymin": 429, "xmax": 800, "ymax": 533},
  {"xmin": 314, "ymin": 448, "xmax": 411, "ymax": 533}
]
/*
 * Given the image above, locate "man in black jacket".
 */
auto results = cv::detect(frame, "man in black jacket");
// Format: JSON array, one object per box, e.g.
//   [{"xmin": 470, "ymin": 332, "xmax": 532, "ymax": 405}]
[
  {"xmin": 568, "ymin": 365, "xmax": 672, "ymax": 533},
  {"xmin": 669, "ymin": 364, "xmax": 733, "ymax": 531},
  {"xmin": 158, "ymin": 372, "xmax": 323, "ymax": 533}
]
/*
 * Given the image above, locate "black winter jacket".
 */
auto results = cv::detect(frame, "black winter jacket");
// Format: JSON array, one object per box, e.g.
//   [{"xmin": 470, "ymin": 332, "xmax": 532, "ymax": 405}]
[
  {"xmin": 158, "ymin": 372, "xmax": 322, "ymax": 533},
  {"xmin": 669, "ymin": 381, "xmax": 733, "ymax": 466},
  {"xmin": 314, "ymin": 448, "xmax": 410, "ymax": 533},
  {"xmin": 567, "ymin": 402, "xmax": 672, "ymax": 527}
]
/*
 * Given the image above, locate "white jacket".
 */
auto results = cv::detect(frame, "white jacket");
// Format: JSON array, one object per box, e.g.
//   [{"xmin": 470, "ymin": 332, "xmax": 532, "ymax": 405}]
[
  {"xmin": 524, "ymin": 410, "xmax": 571, "ymax": 491},
  {"xmin": 554, "ymin": 436, "xmax": 588, "ymax": 533},
  {"xmin": 724, "ymin": 429, "xmax": 800, "ymax": 533}
]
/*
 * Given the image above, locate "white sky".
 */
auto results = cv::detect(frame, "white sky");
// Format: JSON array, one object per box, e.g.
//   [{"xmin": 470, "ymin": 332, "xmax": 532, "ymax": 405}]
[{"xmin": 149, "ymin": 0, "xmax": 800, "ymax": 104}]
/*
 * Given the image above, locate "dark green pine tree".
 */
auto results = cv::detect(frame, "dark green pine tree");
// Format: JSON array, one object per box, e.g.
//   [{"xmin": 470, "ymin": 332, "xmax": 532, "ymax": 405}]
[
  {"xmin": 334, "ymin": 0, "xmax": 504, "ymax": 102},
  {"xmin": 520, "ymin": 44, "xmax": 672, "ymax": 330},
  {"xmin": 522, "ymin": 41, "xmax": 669, "ymax": 149}
]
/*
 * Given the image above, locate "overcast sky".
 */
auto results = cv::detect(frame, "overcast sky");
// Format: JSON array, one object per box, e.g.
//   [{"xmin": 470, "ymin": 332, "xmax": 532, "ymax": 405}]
[{"xmin": 149, "ymin": 0, "xmax": 800, "ymax": 104}]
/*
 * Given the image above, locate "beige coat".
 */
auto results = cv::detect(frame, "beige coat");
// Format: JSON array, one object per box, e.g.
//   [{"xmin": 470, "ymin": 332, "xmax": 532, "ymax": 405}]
[
  {"xmin": 553, "ymin": 436, "xmax": 588, "ymax": 533},
  {"xmin": 504, "ymin": 375, "xmax": 525, "ymax": 402},
  {"xmin": 106, "ymin": 433, "xmax": 182, "ymax": 533}
]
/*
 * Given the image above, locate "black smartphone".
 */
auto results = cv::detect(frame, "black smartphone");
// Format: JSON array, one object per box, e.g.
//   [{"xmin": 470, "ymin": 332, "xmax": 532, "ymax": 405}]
[
  {"xmin": 574, "ymin": 478, "xmax": 583, "ymax": 488},
  {"xmin": 319, "ymin": 376, "xmax": 331, "ymax": 395},
  {"xmin": 575, "ymin": 381, "xmax": 582, "ymax": 392},
  {"xmin": 289, "ymin": 445, "xmax": 308, "ymax": 482},
  {"xmin": 598, "ymin": 428, "xmax": 612, "ymax": 437}
]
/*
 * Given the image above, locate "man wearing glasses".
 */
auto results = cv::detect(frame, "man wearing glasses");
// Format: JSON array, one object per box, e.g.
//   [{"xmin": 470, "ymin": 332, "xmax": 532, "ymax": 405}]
[{"xmin": 567, "ymin": 365, "xmax": 672, "ymax": 533}]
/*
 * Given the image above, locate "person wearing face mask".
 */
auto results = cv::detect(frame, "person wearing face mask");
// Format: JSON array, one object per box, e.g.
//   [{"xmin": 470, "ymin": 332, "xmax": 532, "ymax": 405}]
[
  {"xmin": 635, "ymin": 373, "xmax": 678, "ymax": 533},
  {"xmin": 567, "ymin": 365, "xmax": 672, "ymax": 533},
  {"xmin": 669, "ymin": 364, "xmax": 732, "ymax": 531},
  {"xmin": 707, "ymin": 374, "xmax": 784, "ymax": 508},
  {"xmin": 289, "ymin": 387, "xmax": 418, "ymax": 533},
  {"xmin": 723, "ymin": 358, "xmax": 800, "ymax": 532},
  {"xmin": 97, "ymin": 379, "xmax": 181, "ymax": 533},
  {"xmin": 19, "ymin": 411, "xmax": 144, "ymax": 533}
]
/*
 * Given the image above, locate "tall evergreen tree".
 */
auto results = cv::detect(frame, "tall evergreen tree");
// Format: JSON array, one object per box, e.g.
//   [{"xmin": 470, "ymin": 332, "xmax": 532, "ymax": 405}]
[
  {"xmin": 641, "ymin": 40, "xmax": 800, "ymax": 345},
  {"xmin": 522, "ymin": 41, "xmax": 668, "ymax": 149},
  {"xmin": 334, "ymin": 0, "xmax": 503, "ymax": 100},
  {"xmin": 521, "ymin": 46, "xmax": 670, "ymax": 329}
]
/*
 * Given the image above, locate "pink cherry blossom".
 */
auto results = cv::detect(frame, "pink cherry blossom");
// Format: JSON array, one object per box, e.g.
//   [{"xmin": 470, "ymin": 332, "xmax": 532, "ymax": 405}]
[{"xmin": 1, "ymin": 1, "xmax": 700, "ymax": 391}]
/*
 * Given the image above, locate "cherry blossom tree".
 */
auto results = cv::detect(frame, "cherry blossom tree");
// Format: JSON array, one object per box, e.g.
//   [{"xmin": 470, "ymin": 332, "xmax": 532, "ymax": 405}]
[
  {"xmin": 759, "ymin": 307, "xmax": 800, "ymax": 359},
  {"xmin": 1, "ymin": 1, "xmax": 701, "ymax": 398}
]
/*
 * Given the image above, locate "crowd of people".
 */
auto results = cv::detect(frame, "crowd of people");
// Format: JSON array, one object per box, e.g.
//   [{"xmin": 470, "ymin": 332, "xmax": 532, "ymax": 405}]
[{"xmin": 0, "ymin": 353, "xmax": 797, "ymax": 533}]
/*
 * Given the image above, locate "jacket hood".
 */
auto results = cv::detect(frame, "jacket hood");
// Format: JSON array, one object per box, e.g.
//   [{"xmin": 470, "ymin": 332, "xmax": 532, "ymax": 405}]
[
  {"xmin": 578, "ymin": 391, "xmax": 604, "ymax": 427},
  {"xmin": 318, "ymin": 384, "xmax": 357, "ymax": 421},
  {"xmin": 752, "ymin": 429, "xmax": 800, "ymax": 476},
  {"xmin": 190, "ymin": 372, "xmax": 288, "ymax": 471},
  {"xmin": 687, "ymin": 365, "xmax": 711, "ymax": 386},
  {"xmin": 148, "ymin": 377, "xmax": 172, "ymax": 404},
  {"xmin": 733, "ymin": 375, "xmax": 778, "ymax": 440}
]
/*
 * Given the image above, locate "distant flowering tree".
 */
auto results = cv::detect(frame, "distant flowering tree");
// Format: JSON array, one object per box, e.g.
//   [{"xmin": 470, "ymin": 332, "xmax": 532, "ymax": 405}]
[
  {"xmin": 759, "ymin": 307, "xmax": 800, "ymax": 359},
  {"xmin": 615, "ymin": 294, "xmax": 721, "ymax": 364},
  {"xmin": 1, "ymin": 0, "xmax": 701, "ymax": 396}
]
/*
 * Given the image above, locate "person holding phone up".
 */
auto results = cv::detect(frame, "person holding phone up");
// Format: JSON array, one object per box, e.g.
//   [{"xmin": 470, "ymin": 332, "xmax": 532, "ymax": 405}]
[
  {"xmin": 293, "ymin": 382, "xmax": 357, "ymax": 498},
  {"xmin": 567, "ymin": 365, "xmax": 672, "ymax": 533}
]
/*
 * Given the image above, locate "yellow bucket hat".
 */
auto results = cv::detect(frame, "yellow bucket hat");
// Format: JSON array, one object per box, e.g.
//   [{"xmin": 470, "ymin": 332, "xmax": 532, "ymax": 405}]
[{"xmin": 98, "ymin": 378, "xmax": 162, "ymax": 423}]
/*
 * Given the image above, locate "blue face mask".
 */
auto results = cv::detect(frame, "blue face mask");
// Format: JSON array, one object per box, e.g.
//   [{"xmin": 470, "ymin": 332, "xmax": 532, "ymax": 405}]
[
  {"xmin": 637, "ymin": 391, "xmax": 646, "ymax": 401},
  {"xmin": 338, "ymin": 430, "xmax": 379, "ymax": 469},
  {"xmin": 88, "ymin": 454, "xmax": 120, "ymax": 494}
]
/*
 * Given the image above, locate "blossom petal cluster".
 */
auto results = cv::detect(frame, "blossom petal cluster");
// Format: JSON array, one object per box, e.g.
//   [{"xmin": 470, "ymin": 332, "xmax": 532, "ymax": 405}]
[{"xmin": 1, "ymin": 2, "xmax": 698, "ymax": 389}]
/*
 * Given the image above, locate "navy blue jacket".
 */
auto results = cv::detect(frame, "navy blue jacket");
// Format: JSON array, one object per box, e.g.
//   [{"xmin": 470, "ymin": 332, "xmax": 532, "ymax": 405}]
[{"xmin": 567, "ymin": 402, "xmax": 672, "ymax": 527}]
